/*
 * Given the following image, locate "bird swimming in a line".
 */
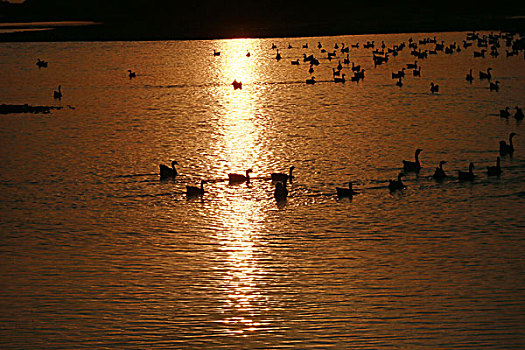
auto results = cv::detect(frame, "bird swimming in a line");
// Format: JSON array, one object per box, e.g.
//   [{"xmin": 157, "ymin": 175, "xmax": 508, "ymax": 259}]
[
  {"xmin": 388, "ymin": 173, "xmax": 405, "ymax": 191},
  {"xmin": 271, "ymin": 166, "xmax": 295, "ymax": 183},
  {"xmin": 228, "ymin": 169, "xmax": 252, "ymax": 183},
  {"xmin": 487, "ymin": 157, "xmax": 502, "ymax": 176},
  {"xmin": 159, "ymin": 160, "xmax": 178, "ymax": 179},
  {"xmin": 336, "ymin": 181, "xmax": 358, "ymax": 198},
  {"xmin": 432, "ymin": 160, "xmax": 447, "ymax": 180},
  {"xmin": 403, "ymin": 148, "xmax": 422, "ymax": 173},
  {"xmin": 458, "ymin": 162, "xmax": 475, "ymax": 181},
  {"xmin": 186, "ymin": 180, "xmax": 206, "ymax": 197}
]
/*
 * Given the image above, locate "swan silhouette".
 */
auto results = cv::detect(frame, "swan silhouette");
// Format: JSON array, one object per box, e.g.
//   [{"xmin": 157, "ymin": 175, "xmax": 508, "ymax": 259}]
[
  {"xmin": 489, "ymin": 81, "xmax": 500, "ymax": 91},
  {"xmin": 334, "ymin": 74, "xmax": 346, "ymax": 83},
  {"xmin": 500, "ymin": 106, "xmax": 510, "ymax": 118},
  {"xmin": 407, "ymin": 61, "xmax": 418, "ymax": 69},
  {"xmin": 36, "ymin": 58, "xmax": 48, "ymax": 68},
  {"xmin": 228, "ymin": 169, "xmax": 252, "ymax": 183},
  {"xmin": 186, "ymin": 180, "xmax": 206, "ymax": 197},
  {"xmin": 403, "ymin": 148, "xmax": 422, "ymax": 172},
  {"xmin": 53, "ymin": 85, "xmax": 62, "ymax": 100},
  {"xmin": 432, "ymin": 161, "xmax": 447, "ymax": 180},
  {"xmin": 466, "ymin": 69, "xmax": 474, "ymax": 83},
  {"xmin": 479, "ymin": 67, "xmax": 492, "ymax": 80},
  {"xmin": 458, "ymin": 163, "xmax": 475, "ymax": 181},
  {"xmin": 232, "ymin": 80, "xmax": 242, "ymax": 90},
  {"xmin": 430, "ymin": 82, "xmax": 439, "ymax": 94},
  {"xmin": 499, "ymin": 132, "xmax": 517, "ymax": 156},
  {"xmin": 487, "ymin": 157, "xmax": 502, "ymax": 176},
  {"xmin": 159, "ymin": 160, "xmax": 178, "ymax": 179},
  {"xmin": 514, "ymin": 106, "xmax": 524, "ymax": 120},
  {"xmin": 388, "ymin": 173, "xmax": 405, "ymax": 191},
  {"xmin": 336, "ymin": 181, "xmax": 358, "ymax": 198},
  {"xmin": 271, "ymin": 166, "xmax": 295, "ymax": 183},
  {"xmin": 306, "ymin": 76, "xmax": 316, "ymax": 84}
]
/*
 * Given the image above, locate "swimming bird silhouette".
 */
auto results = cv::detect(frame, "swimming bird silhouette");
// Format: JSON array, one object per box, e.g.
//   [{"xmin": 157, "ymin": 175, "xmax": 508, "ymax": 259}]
[
  {"xmin": 36, "ymin": 58, "xmax": 48, "ymax": 68},
  {"xmin": 213, "ymin": 50, "xmax": 220, "ymax": 56},
  {"xmin": 275, "ymin": 50, "xmax": 282, "ymax": 61},
  {"xmin": 432, "ymin": 160, "xmax": 447, "ymax": 180},
  {"xmin": 186, "ymin": 180, "xmax": 206, "ymax": 197},
  {"xmin": 407, "ymin": 60, "xmax": 418, "ymax": 69},
  {"xmin": 128, "ymin": 70, "xmax": 136, "ymax": 79},
  {"xmin": 291, "ymin": 59, "xmax": 299, "ymax": 65},
  {"xmin": 413, "ymin": 66, "xmax": 421, "ymax": 77},
  {"xmin": 430, "ymin": 82, "xmax": 439, "ymax": 94},
  {"xmin": 53, "ymin": 85, "xmax": 62, "ymax": 100},
  {"xmin": 396, "ymin": 77, "xmax": 403, "ymax": 87},
  {"xmin": 487, "ymin": 157, "xmax": 502, "ymax": 176},
  {"xmin": 306, "ymin": 76, "xmax": 316, "ymax": 84},
  {"xmin": 334, "ymin": 74, "xmax": 346, "ymax": 83},
  {"xmin": 232, "ymin": 80, "xmax": 243, "ymax": 90},
  {"xmin": 466, "ymin": 69, "xmax": 474, "ymax": 83},
  {"xmin": 500, "ymin": 106, "xmax": 510, "ymax": 118},
  {"xmin": 388, "ymin": 173, "xmax": 405, "ymax": 191},
  {"xmin": 479, "ymin": 67, "xmax": 492, "ymax": 80},
  {"xmin": 489, "ymin": 81, "xmax": 500, "ymax": 91},
  {"xmin": 403, "ymin": 148, "xmax": 422, "ymax": 172},
  {"xmin": 274, "ymin": 181, "xmax": 288, "ymax": 202},
  {"xmin": 271, "ymin": 166, "xmax": 295, "ymax": 183},
  {"xmin": 458, "ymin": 163, "xmax": 475, "ymax": 181},
  {"xmin": 514, "ymin": 106, "xmax": 524, "ymax": 120},
  {"xmin": 336, "ymin": 181, "xmax": 358, "ymax": 198},
  {"xmin": 228, "ymin": 169, "xmax": 252, "ymax": 183},
  {"xmin": 499, "ymin": 132, "xmax": 517, "ymax": 156},
  {"xmin": 159, "ymin": 160, "xmax": 178, "ymax": 179}
]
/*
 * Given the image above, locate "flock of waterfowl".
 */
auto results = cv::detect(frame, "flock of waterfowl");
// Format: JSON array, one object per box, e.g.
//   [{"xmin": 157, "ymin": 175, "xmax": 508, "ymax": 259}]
[
  {"xmin": 217, "ymin": 30, "xmax": 525, "ymax": 95},
  {"xmin": 387, "ymin": 131, "xmax": 518, "ymax": 192},
  {"xmin": 165, "ymin": 30, "xmax": 523, "ymax": 203},
  {"xmin": 160, "ymin": 126, "xmax": 518, "ymax": 203},
  {"xmin": 159, "ymin": 162, "xmax": 295, "ymax": 202},
  {"xmin": 31, "ymin": 30, "xmax": 523, "ymax": 204}
]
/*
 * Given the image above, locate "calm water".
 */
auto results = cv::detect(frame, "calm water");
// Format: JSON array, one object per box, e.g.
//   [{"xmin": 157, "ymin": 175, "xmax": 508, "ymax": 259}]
[{"xmin": 1, "ymin": 31, "xmax": 524, "ymax": 349}]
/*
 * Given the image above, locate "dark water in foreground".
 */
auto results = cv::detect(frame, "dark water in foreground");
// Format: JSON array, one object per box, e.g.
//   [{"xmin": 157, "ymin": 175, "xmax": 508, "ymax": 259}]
[{"xmin": 0, "ymin": 31, "xmax": 524, "ymax": 348}]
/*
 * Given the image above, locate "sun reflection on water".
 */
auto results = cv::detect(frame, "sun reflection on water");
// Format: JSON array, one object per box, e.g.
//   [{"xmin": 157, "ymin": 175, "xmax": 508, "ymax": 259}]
[
  {"xmin": 215, "ymin": 39, "xmax": 266, "ymax": 170},
  {"xmin": 210, "ymin": 38, "xmax": 272, "ymax": 335}
]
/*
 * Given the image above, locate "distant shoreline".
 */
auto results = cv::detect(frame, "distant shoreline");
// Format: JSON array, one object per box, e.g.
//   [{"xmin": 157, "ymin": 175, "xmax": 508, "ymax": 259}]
[{"xmin": 0, "ymin": 15, "xmax": 523, "ymax": 43}]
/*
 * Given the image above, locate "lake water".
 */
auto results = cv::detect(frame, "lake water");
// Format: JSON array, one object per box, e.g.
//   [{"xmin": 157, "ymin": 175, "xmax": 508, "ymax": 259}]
[{"xmin": 0, "ymin": 31, "xmax": 524, "ymax": 349}]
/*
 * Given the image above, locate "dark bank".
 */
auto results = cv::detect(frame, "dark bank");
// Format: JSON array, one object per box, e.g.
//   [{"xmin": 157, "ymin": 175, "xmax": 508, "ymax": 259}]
[{"xmin": 1, "ymin": 0, "xmax": 524, "ymax": 41}]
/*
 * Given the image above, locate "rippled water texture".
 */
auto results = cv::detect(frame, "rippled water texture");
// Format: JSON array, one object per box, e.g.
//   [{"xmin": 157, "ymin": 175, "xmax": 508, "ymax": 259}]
[{"xmin": 1, "ymin": 31, "xmax": 524, "ymax": 348}]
